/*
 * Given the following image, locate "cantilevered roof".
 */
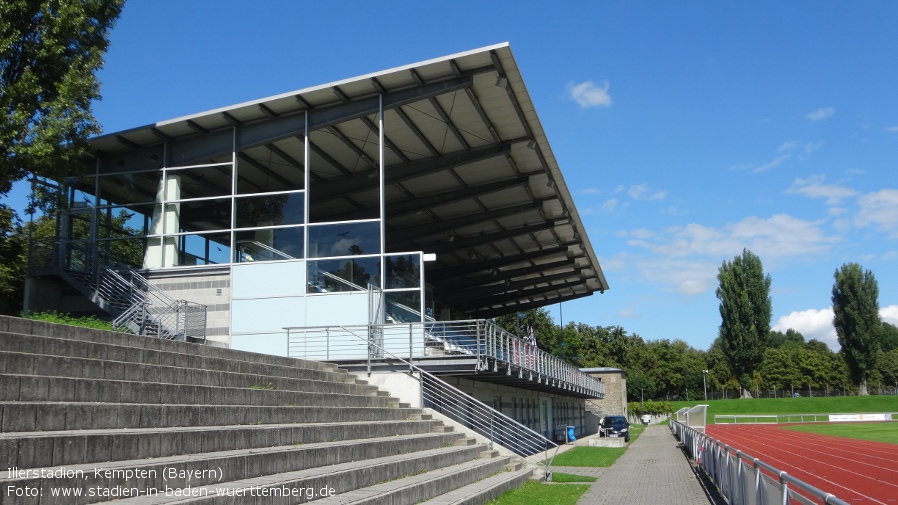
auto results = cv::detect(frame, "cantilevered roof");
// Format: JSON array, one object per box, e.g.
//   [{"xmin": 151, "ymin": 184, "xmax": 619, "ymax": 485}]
[{"xmin": 87, "ymin": 42, "xmax": 609, "ymax": 318}]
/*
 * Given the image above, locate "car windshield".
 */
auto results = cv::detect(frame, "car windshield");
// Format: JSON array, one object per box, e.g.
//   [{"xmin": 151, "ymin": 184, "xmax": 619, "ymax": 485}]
[{"xmin": 602, "ymin": 417, "xmax": 627, "ymax": 428}]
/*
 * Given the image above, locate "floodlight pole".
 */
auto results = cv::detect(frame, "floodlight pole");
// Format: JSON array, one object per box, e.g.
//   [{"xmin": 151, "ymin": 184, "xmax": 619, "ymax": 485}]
[{"xmin": 702, "ymin": 370, "xmax": 708, "ymax": 401}]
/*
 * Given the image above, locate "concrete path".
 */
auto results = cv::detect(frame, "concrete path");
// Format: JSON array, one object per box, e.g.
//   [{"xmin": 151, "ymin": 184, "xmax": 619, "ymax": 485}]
[{"xmin": 553, "ymin": 425, "xmax": 725, "ymax": 505}]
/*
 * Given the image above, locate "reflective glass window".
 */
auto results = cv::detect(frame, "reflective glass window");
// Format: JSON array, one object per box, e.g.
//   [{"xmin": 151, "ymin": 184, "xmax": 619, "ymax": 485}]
[
  {"xmin": 308, "ymin": 221, "xmax": 380, "ymax": 258},
  {"xmin": 165, "ymin": 163, "xmax": 232, "ymax": 199},
  {"xmin": 177, "ymin": 232, "xmax": 231, "ymax": 266},
  {"xmin": 385, "ymin": 290, "xmax": 422, "ymax": 323},
  {"xmin": 307, "ymin": 257, "xmax": 380, "ymax": 293},
  {"xmin": 235, "ymin": 192, "xmax": 304, "ymax": 229},
  {"xmin": 385, "ymin": 254, "xmax": 420, "ymax": 289},
  {"xmin": 235, "ymin": 226, "xmax": 304, "ymax": 263}
]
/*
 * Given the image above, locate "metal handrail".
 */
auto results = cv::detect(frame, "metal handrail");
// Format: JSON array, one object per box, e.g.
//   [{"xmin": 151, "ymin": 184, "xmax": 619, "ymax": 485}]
[
  {"xmin": 286, "ymin": 321, "xmax": 605, "ymax": 399},
  {"xmin": 672, "ymin": 420, "xmax": 851, "ymax": 505},
  {"xmin": 285, "ymin": 324, "xmax": 562, "ymax": 480},
  {"xmin": 55, "ymin": 239, "xmax": 207, "ymax": 341}
]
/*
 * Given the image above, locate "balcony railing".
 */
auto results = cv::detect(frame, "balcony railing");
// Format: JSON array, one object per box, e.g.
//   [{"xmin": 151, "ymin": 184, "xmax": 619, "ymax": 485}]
[{"xmin": 286, "ymin": 319, "xmax": 604, "ymax": 399}]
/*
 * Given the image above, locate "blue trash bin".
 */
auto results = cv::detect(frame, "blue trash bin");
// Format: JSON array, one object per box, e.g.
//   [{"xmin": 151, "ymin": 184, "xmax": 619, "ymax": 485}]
[{"xmin": 566, "ymin": 425, "xmax": 576, "ymax": 443}]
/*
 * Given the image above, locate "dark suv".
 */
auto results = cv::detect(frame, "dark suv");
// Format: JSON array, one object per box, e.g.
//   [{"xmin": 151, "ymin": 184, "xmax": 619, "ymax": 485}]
[{"xmin": 599, "ymin": 415, "xmax": 630, "ymax": 442}]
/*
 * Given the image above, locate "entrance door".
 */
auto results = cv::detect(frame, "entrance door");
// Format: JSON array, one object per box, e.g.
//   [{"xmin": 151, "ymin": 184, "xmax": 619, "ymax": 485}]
[{"xmin": 539, "ymin": 398, "xmax": 553, "ymax": 439}]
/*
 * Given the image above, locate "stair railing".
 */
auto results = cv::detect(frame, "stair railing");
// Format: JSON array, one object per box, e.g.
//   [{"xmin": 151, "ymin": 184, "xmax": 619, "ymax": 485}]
[
  {"xmin": 284, "ymin": 324, "xmax": 563, "ymax": 480},
  {"xmin": 56, "ymin": 240, "xmax": 206, "ymax": 341}
]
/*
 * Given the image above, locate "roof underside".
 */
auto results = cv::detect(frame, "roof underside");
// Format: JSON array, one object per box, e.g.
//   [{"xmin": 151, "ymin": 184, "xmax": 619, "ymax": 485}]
[{"xmin": 87, "ymin": 43, "xmax": 609, "ymax": 319}]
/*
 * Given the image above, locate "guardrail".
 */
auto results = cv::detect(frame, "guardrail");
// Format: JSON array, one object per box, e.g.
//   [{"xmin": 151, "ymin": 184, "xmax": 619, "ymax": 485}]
[
  {"xmin": 671, "ymin": 420, "xmax": 850, "ymax": 505},
  {"xmin": 285, "ymin": 320, "xmax": 604, "ymax": 398},
  {"xmin": 285, "ymin": 324, "xmax": 562, "ymax": 480}
]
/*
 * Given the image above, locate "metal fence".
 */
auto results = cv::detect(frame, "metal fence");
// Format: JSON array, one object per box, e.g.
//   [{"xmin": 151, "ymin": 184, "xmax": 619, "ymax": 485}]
[
  {"xmin": 286, "ymin": 320, "xmax": 605, "ymax": 398},
  {"xmin": 671, "ymin": 420, "xmax": 851, "ymax": 505},
  {"xmin": 285, "ymin": 324, "xmax": 562, "ymax": 479}
]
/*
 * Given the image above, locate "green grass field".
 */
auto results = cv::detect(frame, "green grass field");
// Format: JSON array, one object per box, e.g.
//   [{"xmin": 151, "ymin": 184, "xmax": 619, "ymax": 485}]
[
  {"xmin": 672, "ymin": 395, "xmax": 898, "ymax": 423},
  {"xmin": 486, "ymin": 481, "xmax": 589, "ymax": 505},
  {"xmin": 785, "ymin": 422, "xmax": 898, "ymax": 444}
]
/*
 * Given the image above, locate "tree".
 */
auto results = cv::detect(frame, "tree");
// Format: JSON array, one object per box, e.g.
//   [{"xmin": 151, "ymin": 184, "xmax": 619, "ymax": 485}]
[
  {"xmin": 832, "ymin": 263, "xmax": 883, "ymax": 395},
  {"xmin": 715, "ymin": 249, "xmax": 772, "ymax": 397},
  {"xmin": 768, "ymin": 328, "xmax": 805, "ymax": 348},
  {"xmin": 0, "ymin": 204, "xmax": 27, "ymax": 314},
  {"xmin": 1, "ymin": 0, "xmax": 124, "ymax": 196}
]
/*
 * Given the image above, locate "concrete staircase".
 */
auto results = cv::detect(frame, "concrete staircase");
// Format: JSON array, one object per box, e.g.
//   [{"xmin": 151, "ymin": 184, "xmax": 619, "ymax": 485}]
[{"xmin": 0, "ymin": 316, "xmax": 531, "ymax": 504}]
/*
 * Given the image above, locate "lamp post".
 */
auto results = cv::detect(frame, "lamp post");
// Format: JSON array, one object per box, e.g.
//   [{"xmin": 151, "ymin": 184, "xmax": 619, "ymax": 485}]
[{"xmin": 702, "ymin": 370, "xmax": 708, "ymax": 401}]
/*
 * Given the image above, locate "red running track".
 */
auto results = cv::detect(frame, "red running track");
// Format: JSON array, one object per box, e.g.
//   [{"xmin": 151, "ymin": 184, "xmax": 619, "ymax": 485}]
[{"xmin": 707, "ymin": 423, "xmax": 898, "ymax": 504}]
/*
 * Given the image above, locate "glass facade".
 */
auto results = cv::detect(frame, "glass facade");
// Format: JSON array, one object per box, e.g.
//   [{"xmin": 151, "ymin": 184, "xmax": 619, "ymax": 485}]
[{"xmin": 63, "ymin": 106, "xmax": 426, "ymax": 323}]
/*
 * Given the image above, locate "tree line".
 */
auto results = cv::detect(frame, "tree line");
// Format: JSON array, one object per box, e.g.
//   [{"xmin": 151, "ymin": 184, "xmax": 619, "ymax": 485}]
[{"xmin": 498, "ymin": 250, "xmax": 898, "ymax": 401}]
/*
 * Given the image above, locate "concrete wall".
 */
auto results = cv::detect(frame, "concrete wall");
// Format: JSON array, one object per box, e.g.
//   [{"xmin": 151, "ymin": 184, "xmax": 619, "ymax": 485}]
[
  {"xmin": 585, "ymin": 370, "xmax": 628, "ymax": 419},
  {"xmin": 146, "ymin": 267, "xmax": 230, "ymax": 346}
]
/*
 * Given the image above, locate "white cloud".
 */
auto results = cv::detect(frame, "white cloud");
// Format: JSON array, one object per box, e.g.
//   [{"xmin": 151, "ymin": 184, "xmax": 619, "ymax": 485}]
[
  {"xmin": 773, "ymin": 308, "xmax": 838, "ymax": 350},
  {"xmin": 806, "ymin": 107, "xmax": 835, "ymax": 121},
  {"xmin": 804, "ymin": 141, "xmax": 824, "ymax": 154},
  {"xmin": 640, "ymin": 214, "xmax": 832, "ymax": 260},
  {"xmin": 773, "ymin": 305, "xmax": 898, "ymax": 352},
  {"xmin": 567, "ymin": 80, "xmax": 612, "ymax": 108},
  {"xmin": 882, "ymin": 305, "xmax": 898, "ymax": 325},
  {"xmin": 753, "ymin": 154, "xmax": 791, "ymax": 173},
  {"xmin": 886, "ymin": 126, "xmax": 898, "ymax": 133},
  {"xmin": 786, "ymin": 175, "xmax": 858, "ymax": 205},
  {"xmin": 618, "ymin": 308, "xmax": 640, "ymax": 318},
  {"xmin": 600, "ymin": 198, "xmax": 619, "ymax": 213},
  {"xmin": 618, "ymin": 214, "xmax": 835, "ymax": 297},
  {"xmin": 778, "ymin": 140, "xmax": 799, "ymax": 152},
  {"xmin": 855, "ymin": 189, "xmax": 898, "ymax": 237},
  {"xmin": 627, "ymin": 184, "xmax": 667, "ymax": 201}
]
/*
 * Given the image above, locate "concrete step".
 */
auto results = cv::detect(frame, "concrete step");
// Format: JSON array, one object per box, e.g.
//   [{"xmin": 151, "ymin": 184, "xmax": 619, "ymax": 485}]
[
  {"xmin": 0, "ymin": 373, "xmax": 396, "ymax": 408},
  {"xmin": 2, "ymin": 419, "xmax": 446, "ymax": 469},
  {"xmin": 1, "ymin": 433, "xmax": 467, "ymax": 501},
  {"xmin": 0, "ymin": 402, "xmax": 421, "ymax": 432},
  {"xmin": 313, "ymin": 457, "xmax": 511, "ymax": 505},
  {"xmin": 0, "ymin": 316, "xmax": 337, "ymax": 374},
  {"xmin": 76, "ymin": 445, "xmax": 488, "ymax": 505},
  {"xmin": 420, "ymin": 467, "xmax": 533, "ymax": 505},
  {"xmin": 0, "ymin": 338, "xmax": 361, "ymax": 386}
]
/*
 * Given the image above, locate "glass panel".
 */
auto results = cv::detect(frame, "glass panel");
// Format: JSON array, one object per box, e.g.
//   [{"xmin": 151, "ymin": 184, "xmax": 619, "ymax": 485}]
[
  {"xmin": 235, "ymin": 226, "xmax": 304, "ymax": 263},
  {"xmin": 97, "ymin": 171, "xmax": 162, "ymax": 206},
  {"xmin": 235, "ymin": 192, "xmax": 304, "ymax": 228},
  {"xmin": 308, "ymin": 221, "xmax": 380, "ymax": 258},
  {"xmin": 166, "ymin": 163, "xmax": 232, "ymax": 199},
  {"xmin": 97, "ymin": 205, "xmax": 154, "ymax": 239},
  {"xmin": 307, "ymin": 257, "xmax": 380, "ymax": 293},
  {"xmin": 66, "ymin": 212, "xmax": 93, "ymax": 241},
  {"xmin": 99, "ymin": 238, "xmax": 147, "ymax": 269},
  {"xmin": 177, "ymin": 232, "xmax": 231, "ymax": 266},
  {"xmin": 385, "ymin": 290, "xmax": 422, "ymax": 323},
  {"xmin": 178, "ymin": 198, "xmax": 232, "ymax": 232},
  {"xmin": 385, "ymin": 254, "xmax": 420, "ymax": 289},
  {"xmin": 308, "ymin": 128, "xmax": 379, "ymax": 223},
  {"xmin": 236, "ymin": 139, "xmax": 304, "ymax": 195}
]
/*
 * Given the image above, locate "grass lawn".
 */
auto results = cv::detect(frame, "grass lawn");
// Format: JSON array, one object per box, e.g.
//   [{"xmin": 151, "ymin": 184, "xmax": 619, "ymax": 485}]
[
  {"xmin": 785, "ymin": 421, "xmax": 898, "ymax": 445},
  {"xmin": 548, "ymin": 446, "xmax": 625, "ymax": 467},
  {"xmin": 486, "ymin": 481, "xmax": 589, "ymax": 505},
  {"xmin": 551, "ymin": 472, "xmax": 597, "ymax": 483},
  {"xmin": 672, "ymin": 395, "xmax": 898, "ymax": 423}
]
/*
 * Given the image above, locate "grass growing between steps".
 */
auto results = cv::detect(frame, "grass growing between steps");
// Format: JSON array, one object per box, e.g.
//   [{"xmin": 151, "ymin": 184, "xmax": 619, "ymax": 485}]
[{"xmin": 487, "ymin": 481, "xmax": 589, "ymax": 505}]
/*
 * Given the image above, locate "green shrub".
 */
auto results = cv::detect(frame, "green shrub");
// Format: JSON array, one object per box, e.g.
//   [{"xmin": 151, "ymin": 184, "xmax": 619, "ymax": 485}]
[{"xmin": 23, "ymin": 311, "xmax": 114, "ymax": 331}]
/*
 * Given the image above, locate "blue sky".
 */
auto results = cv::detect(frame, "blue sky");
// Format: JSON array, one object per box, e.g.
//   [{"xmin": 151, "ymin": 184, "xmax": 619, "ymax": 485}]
[{"xmin": 8, "ymin": 1, "xmax": 898, "ymax": 351}]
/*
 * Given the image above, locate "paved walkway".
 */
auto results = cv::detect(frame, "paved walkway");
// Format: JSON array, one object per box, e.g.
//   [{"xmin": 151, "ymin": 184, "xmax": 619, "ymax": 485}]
[{"xmin": 553, "ymin": 425, "xmax": 726, "ymax": 505}]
